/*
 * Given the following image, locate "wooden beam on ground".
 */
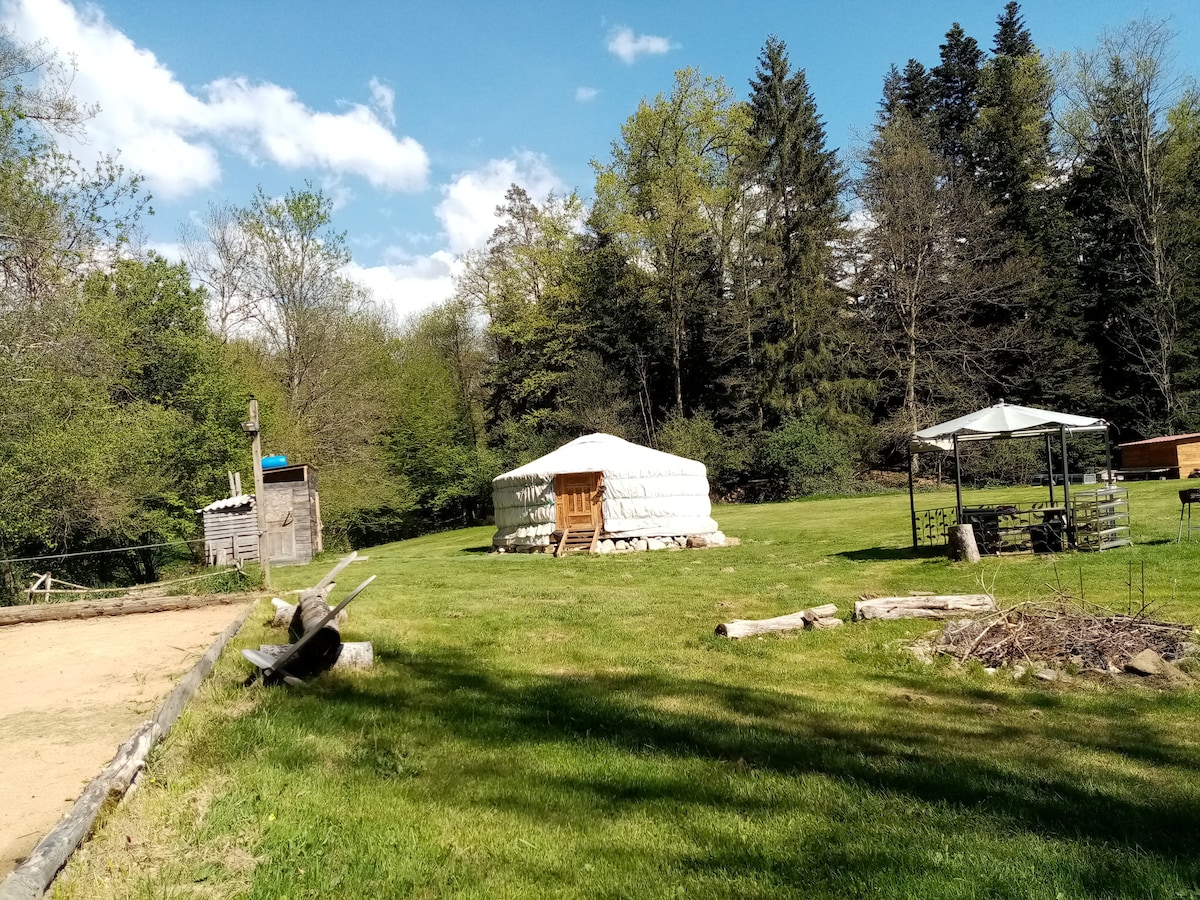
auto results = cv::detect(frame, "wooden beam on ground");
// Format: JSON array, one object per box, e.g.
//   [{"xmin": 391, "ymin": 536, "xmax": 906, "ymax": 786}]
[
  {"xmin": 853, "ymin": 594, "xmax": 996, "ymax": 621},
  {"xmin": 0, "ymin": 601, "xmax": 254, "ymax": 900},
  {"xmin": 314, "ymin": 551, "xmax": 358, "ymax": 590},
  {"xmin": 716, "ymin": 604, "xmax": 839, "ymax": 638},
  {"xmin": 0, "ymin": 591, "xmax": 265, "ymax": 627}
]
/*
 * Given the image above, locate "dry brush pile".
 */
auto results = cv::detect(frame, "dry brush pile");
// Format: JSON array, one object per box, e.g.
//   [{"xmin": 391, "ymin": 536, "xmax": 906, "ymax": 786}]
[{"xmin": 934, "ymin": 600, "xmax": 1195, "ymax": 673}]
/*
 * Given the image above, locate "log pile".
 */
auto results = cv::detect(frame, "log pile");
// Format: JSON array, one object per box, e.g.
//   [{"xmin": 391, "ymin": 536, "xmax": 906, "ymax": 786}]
[
  {"xmin": 253, "ymin": 552, "xmax": 373, "ymax": 683},
  {"xmin": 853, "ymin": 594, "xmax": 996, "ymax": 621},
  {"xmin": 716, "ymin": 604, "xmax": 841, "ymax": 638},
  {"xmin": 934, "ymin": 600, "xmax": 1195, "ymax": 672}
]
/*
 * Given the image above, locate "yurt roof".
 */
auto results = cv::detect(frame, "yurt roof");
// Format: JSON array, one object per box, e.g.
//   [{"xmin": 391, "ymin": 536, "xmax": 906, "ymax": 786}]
[{"xmin": 494, "ymin": 433, "xmax": 705, "ymax": 482}]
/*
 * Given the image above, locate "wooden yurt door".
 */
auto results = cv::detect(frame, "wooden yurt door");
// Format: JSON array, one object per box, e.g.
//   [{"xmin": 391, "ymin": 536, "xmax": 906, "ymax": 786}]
[{"xmin": 555, "ymin": 472, "xmax": 603, "ymax": 531}]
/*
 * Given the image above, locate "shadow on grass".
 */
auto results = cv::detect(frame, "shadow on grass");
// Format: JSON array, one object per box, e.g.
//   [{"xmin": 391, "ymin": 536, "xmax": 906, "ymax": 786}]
[
  {"xmin": 229, "ymin": 646, "xmax": 1200, "ymax": 897},
  {"xmin": 835, "ymin": 545, "xmax": 946, "ymax": 561},
  {"xmin": 457, "ymin": 545, "xmax": 493, "ymax": 554}
]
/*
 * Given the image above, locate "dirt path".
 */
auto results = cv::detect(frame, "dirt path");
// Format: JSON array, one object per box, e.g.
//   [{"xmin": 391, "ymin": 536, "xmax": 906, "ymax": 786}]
[{"xmin": 0, "ymin": 603, "xmax": 252, "ymax": 875}]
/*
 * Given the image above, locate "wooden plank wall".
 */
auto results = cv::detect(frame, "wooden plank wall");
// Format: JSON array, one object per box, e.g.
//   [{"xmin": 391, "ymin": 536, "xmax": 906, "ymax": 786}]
[
  {"xmin": 1121, "ymin": 443, "xmax": 1180, "ymax": 470},
  {"xmin": 202, "ymin": 509, "xmax": 260, "ymax": 563},
  {"xmin": 1177, "ymin": 441, "xmax": 1200, "ymax": 476}
]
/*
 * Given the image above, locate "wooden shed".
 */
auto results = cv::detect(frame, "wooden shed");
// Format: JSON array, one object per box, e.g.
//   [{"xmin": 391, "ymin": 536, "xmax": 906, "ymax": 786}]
[
  {"xmin": 261, "ymin": 463, "xmax": 323, "ymax": 565},
  {"xmin": 198, "ymin": 495, "xmax": 260, "ymax": 566},
  {"xmin": 1117, "ymin": 433, "xmax": 1200, "ymax": 480},
  {"xmin": 198, "ymin": 464, "xmax": 323, "ymax": 567}
]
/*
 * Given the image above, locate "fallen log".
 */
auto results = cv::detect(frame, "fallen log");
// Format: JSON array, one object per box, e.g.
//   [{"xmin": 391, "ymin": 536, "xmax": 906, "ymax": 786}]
[
  {"xmin": 716, "ymin": 604, "xmax": 839, "ymax": 638},
  {"xmin": 259, "ymin": 642, "xmax": 373, "ymax": 669},
  {"xmin": 0, "ymin": 591, "xmax": 264, "ymax": 627},
  {"xmin": 279, "ymin": 588, "xmax": 344, "ymax": 678},
  {"xmin": 853, "ymin": 594, "xmax": 996, "ymax": 621}
]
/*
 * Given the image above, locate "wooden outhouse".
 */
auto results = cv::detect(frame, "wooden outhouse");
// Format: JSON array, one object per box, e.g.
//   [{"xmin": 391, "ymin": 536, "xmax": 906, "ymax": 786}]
[
  {"xmin": 1117, "ymin": 433, "xmax": 1200, "ymax": 480},
  {"xmin": 261, "ymin": 463, "xmax": 323, "ymax": 565},
  {"xmin": 198, "ymin": 463, "xmax": 323, "ymax": 567}
]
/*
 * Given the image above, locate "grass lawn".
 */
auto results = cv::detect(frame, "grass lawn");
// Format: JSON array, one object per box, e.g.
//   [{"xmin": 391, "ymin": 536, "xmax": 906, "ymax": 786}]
[{"xmin": 52, "ymin": 481, "xmax": 1200, "ymax": 899}]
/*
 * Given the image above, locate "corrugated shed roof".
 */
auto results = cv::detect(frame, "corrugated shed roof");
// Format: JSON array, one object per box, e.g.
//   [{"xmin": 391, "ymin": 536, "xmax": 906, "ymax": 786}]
[
  {"xmin": 1117, "ymin": 432, "xmax": 1200, "ymax": 448},
  {"xmin": 197, "ymin": 494, "xmax": 254, "ymax": 513}
]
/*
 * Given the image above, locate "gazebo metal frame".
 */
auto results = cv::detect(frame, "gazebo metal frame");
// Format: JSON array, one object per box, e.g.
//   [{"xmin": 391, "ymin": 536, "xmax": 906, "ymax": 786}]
[{"xmin": 907, "ymin": 401, "xmax": 1113, "ymax": 551}]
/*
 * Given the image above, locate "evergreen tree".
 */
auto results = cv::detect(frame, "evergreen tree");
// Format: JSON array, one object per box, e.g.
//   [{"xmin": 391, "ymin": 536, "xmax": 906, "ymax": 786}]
[
  {"xmin": 930, "ymin": 23, "xmax": 984, "ymax": 167},
  {"xmin": 740, "ymin": 36, "xmax": 866, "ymax": 429}
]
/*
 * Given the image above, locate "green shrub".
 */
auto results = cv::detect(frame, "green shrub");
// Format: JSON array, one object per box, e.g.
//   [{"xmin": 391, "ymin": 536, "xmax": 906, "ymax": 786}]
[
  {"xmin": 757, "ymin": 416, "xmax": 854, "ymax": 498},
  {"xmin": 656, "ymin": 412, "xmax": 751, "ymax": 495}
]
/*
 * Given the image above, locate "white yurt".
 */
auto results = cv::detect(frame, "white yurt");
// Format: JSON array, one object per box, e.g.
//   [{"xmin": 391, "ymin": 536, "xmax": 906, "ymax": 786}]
[{"xmin": 491, "ymin": 433, "xmax": 720, "ymax": 551}]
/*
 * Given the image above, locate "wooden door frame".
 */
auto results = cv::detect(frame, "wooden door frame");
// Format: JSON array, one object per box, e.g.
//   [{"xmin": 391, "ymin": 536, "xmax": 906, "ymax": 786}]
[{"xmin": 554, "ymin": 471, "xmax": 604, "ymax": 533}]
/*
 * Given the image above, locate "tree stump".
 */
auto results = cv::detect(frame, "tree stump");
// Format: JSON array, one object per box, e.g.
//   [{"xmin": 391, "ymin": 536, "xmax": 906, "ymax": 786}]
[{"xmin": 947, "ymin": 524, "xmax": 981, "ymax": 563}]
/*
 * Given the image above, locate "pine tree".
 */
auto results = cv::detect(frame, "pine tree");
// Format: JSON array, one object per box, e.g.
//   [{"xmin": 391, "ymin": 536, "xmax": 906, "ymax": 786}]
[
  {"xmin": 930, "ymin": 23, "xmax": 984, "ymax": 168},
  {"xmin": 740, "ymin": 37, "xmax": 864, "ymax": 429}
]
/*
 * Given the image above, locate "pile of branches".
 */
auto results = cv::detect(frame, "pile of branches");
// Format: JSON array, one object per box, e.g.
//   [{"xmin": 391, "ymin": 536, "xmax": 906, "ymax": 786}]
[{"xmin": 935, "ymin": 600, "xmax": 1194, "ymax": 671}]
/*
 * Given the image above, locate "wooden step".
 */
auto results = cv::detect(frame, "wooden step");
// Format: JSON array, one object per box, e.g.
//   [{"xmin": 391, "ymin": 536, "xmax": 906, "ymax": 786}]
[{"xmin": 555, "ymin": 527, "xmax": 600, "ymax": 557}]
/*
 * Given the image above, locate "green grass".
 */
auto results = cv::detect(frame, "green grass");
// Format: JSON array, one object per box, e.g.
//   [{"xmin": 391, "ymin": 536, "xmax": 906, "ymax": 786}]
[{"xmin": 52, "ymin": 481, "xmax": 1200, "ymax": 899}]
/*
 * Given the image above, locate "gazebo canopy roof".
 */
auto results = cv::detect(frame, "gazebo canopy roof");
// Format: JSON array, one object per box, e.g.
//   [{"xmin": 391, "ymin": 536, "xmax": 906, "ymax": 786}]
[{"xmin": 910, "ymin": 401, "xmax": 1109, "ymax": 453}]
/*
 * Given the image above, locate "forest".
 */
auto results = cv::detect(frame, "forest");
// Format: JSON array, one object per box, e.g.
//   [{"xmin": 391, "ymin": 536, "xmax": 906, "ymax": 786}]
[{"xmin": 1, "ymin": 3, "xmax": 1198, "ymax": 596}]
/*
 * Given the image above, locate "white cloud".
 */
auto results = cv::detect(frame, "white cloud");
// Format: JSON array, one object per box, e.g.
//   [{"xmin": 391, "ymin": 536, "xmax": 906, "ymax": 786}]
[
  {"xmin": 368, "ymin": 77, "xmax": 396, "ymax": 127},
  {"xmin": 435, "ymin": 152, "xmax": 565, "ymax": 255},
  {"xmin": 1, "ymin": 0, "xmax": 429, "ymax": 198},
  {"xmin": 575, "ymin": 86, "xmax": 599, "ymax": 102},
  {"xmin": 607, "ymin": 27, "xmax": 674, "ymax": 64},
  {"xmin": 344, "ymin": 250, "xmax": 460, "ymax": 319}
]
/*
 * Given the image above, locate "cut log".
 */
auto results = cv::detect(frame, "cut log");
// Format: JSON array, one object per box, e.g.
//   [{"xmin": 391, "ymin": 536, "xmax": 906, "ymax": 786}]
[
  {"xmin": 716, "ymin": 604, "xmax": 839, "ymax": 638},
  {"xmin": 269, "ymin": 597, "xmax": 294, "ymax": 627},
  {"xmin": 811, "ymin": 617, "xmax": 843, "ymax": 630},
  {"xmin": 853, "ymin": 594, "xmax": 996, "ymax": 621},
  {"xmin": 259, "ymin": 642, "xmax": 373, "ymax": 669},
  {"xmin": 281, "ymin": 588, "xmax": 343, "ymax": 678},
  {"xmin": 0, "ymin": 591, "xmax": 264, "ymax": 627},
  {"xmin": 288, "ymin": 586, "xmax": 335, "ymax": 641},
  {"xmin": 947, "ymin": 524, "xmax": 981, "ymax": 563}
]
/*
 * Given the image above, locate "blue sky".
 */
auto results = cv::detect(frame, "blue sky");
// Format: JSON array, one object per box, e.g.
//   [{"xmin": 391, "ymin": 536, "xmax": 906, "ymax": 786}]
[{"xmin": 4, "ymin": 0, "xmax": 1198, "ymax": 318}]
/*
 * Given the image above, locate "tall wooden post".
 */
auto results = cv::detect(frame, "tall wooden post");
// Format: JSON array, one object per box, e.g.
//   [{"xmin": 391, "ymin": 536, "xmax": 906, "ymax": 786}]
[
  {"xmin": 1059, "ymin": 424, "xmax": 1071, "ymax": 546},
  {"xmin": 1044, "ymin": 433, "xmax": 1055, "ymax": 506},
  {"xmin": 248, "ymin": 398, "xmax": 271, "ymax": 589}
]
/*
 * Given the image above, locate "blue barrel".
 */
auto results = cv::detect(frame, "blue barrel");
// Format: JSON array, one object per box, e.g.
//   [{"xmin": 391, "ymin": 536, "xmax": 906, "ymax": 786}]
[{"xmin": 262, "ymin": 455, "xmax": 288, "ymax": 470}]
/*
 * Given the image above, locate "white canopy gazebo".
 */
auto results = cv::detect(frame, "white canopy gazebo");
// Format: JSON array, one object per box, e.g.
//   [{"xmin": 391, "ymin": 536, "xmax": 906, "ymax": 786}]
[{"xmin": 907, "ymin": 401, "xmax": 1113, "ymax": 550}]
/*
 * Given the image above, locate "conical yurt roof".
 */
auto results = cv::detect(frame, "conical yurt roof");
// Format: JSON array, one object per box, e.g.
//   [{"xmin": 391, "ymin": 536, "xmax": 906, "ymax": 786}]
[{"xmin": 495, "ymin": 433, "xmax": 704, "ymax": 482}]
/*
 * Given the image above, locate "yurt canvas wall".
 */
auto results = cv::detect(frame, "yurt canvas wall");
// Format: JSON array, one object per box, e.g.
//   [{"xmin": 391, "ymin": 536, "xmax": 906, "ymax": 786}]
[{"xmin": 491, "ymin": 434, "xmax": 719, "ymax": 549}]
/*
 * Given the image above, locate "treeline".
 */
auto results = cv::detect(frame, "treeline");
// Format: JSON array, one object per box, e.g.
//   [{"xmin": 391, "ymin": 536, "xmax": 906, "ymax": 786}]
[
  {"xmin": 443, "ymin": 5, "xmax": 1200, "ymax": 495},
  {"xmin": 1, "ymin": 5, "xmax": 1198, "ymax": 595}
]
